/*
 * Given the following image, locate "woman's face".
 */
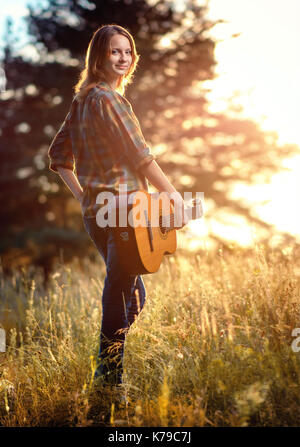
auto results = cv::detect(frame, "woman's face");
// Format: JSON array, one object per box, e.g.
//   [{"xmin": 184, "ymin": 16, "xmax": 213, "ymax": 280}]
[{"xmin": 103, "ymin": 34, "xmax": 133, "ymax": 84}]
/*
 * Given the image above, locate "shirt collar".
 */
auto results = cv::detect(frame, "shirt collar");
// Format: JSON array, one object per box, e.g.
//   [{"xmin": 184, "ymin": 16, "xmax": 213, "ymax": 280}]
[{"xmin": 97, "ymin": 80, "xmax": 112, "ymax": 90}]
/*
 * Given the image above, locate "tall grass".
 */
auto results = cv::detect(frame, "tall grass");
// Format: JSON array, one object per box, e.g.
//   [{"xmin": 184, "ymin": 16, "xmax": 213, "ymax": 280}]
[{"xmin": 1, "ymin": 244, "xmax": 300, "ymax": 426}]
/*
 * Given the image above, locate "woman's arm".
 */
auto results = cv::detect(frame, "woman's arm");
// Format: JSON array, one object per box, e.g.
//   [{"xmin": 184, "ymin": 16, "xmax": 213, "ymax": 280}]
[
  {"xmin": 56, "ymin": 167, "xmax": 84, "ymax": 202},
  {"xmin": 140, "ymin": 159, "xmax": 177, "ymax": 194},
  {"xmin": 56, "ymin": 161, "xmax": 177, "ymax": 203},
  {"xmin": 56, "ymin": 162, "xmax": 187, "ymax": 225},
  {"xmin": 140, "ymin": 160, "xmax": 188, "ymax": 227}
]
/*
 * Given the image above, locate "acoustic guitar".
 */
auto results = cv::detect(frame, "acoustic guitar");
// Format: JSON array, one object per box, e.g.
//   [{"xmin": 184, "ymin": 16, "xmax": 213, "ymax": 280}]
[{"xmin": 113, "ymin": 190, "xmax": 203, "ymax": 275}]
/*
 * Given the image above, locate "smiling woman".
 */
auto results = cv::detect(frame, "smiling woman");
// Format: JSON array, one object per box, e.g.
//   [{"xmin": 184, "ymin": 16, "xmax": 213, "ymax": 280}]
[
  {"xmin": 74, "ymin": 24, "xmax": 139, "ymax": 99},
  {"xmin": 48, "ymin": 24, "xmax": 188, "ymax": 388},
  {"xmin": 103, "ymin": 34, "xmax": 133, "ymax": 88}
]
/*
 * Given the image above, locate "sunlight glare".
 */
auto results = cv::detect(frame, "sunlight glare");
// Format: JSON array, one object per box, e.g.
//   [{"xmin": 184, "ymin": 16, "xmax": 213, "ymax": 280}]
[{"xmin": 208, "ymin": 0, "xmax": 300, "ymax": 146}]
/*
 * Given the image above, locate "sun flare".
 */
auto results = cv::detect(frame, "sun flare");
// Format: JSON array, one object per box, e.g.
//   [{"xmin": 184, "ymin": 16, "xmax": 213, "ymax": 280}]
[
  {"xmin": 180, "ymin": 0, "xmax": 300, "ymax": 246},
  {"xmin": 208, "ymin": 0, "xmax": 300, "ymax": 146}
]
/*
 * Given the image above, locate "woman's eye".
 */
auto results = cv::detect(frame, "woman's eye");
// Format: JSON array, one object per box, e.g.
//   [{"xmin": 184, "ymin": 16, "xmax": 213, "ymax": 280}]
[{"xmin": 111, "ymin": 50, "xmax": 131, "ymax": 54}]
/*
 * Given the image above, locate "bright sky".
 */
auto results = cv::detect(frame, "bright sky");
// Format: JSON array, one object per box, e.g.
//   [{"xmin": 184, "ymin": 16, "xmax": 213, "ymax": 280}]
[
  {"xmin": 203, "ymin": 0, "xmax": 300, "ymax": 248},
  {"xmin": 207, "ymin": 0, "xmax": 300, "ymax": 146},
  {"xmin": 0, "ymin": 0, "xmax": 29, "ymax": 46}
]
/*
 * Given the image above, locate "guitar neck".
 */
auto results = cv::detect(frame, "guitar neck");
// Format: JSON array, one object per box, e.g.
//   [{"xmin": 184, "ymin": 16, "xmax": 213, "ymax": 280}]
[{"xmin": 161, "ymin": 200, "xmax": 203, "ymax": 231}]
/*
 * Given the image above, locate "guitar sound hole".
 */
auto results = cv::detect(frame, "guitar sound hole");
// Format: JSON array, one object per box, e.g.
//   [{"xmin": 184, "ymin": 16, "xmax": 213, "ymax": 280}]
[{"xmin": 159, "ymin": 216, "xmax": 167, "ymax": 235}]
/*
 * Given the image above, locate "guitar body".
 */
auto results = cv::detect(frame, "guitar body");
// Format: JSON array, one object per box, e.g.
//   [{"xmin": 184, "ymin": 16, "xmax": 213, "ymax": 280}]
[{"xmin": 113, "ymin": 191, "xmax": 177, "ymax": 275}]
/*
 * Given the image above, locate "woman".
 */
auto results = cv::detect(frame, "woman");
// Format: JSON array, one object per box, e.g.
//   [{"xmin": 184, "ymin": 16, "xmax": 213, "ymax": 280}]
[{"xmin": 48, "ymin": 24, "xmax": 186, "ymax": 386}]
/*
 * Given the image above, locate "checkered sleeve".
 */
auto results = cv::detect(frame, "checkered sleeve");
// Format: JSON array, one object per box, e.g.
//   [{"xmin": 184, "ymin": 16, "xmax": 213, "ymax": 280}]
[
  {"xmin": 99, "ymin": 91, "xmax": 154, "ymax": 170},
  {"xmin": 48, "ymin": 112, "xmax": 74, "ymax": 172}
]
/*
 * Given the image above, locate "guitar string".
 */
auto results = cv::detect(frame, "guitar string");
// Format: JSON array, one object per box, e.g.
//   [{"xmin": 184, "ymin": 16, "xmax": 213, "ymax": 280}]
[{"xmin": 160, "ymin": 204, "xmax": 200, "ymax": 231}]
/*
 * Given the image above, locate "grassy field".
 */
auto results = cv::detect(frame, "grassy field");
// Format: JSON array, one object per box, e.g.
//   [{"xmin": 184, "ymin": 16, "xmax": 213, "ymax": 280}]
[{"xmin": 1, "ymin": 243, "xmax": 300, "ymax": 427}]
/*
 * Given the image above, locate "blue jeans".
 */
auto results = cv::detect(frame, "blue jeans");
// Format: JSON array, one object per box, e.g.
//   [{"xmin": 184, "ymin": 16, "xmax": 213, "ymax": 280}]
[{"xmin": 83, "ymin": 216, "xmax": 146, "ymax": 385}]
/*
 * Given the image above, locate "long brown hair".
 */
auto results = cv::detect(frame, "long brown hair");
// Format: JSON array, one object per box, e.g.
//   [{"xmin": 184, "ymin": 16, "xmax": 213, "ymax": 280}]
[{"xmin": 74, "ymin": 24, "xmax": 139, "ymax": 100}]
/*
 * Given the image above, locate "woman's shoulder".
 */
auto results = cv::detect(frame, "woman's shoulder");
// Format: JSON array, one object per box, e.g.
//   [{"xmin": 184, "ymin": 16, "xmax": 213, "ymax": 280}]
[
  {"xmin": 73, "ymin": 83, "xmax": 112, "ymax": 104},
  {"xmin": 93, "ymin": 82, "xmax": 119, "ymax": 101},
  {"xmin": 92, "ymin": 82, "xmax": 133, "ymax": 112},
  {"xmin": 74, "ymin": 81, "xmax": 129, "ymax": 107}
]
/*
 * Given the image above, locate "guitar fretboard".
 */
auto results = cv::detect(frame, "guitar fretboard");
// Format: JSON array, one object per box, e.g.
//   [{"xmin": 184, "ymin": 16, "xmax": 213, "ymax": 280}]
[{"xmin": 160, "ymin": 200, "xmax": 203, "ymax": 231}]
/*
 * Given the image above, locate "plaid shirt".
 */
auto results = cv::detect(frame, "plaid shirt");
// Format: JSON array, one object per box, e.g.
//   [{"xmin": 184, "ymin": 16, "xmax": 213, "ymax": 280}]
[{"xmin": 48, "ymin": 81, "xmax": 154, "ymax": 218}]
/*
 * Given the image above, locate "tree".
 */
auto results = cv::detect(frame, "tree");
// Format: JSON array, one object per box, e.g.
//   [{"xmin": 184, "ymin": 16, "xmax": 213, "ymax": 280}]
[{"xmin": 0, "ymin": 0, "xmax": 297, "ymax": 280}]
